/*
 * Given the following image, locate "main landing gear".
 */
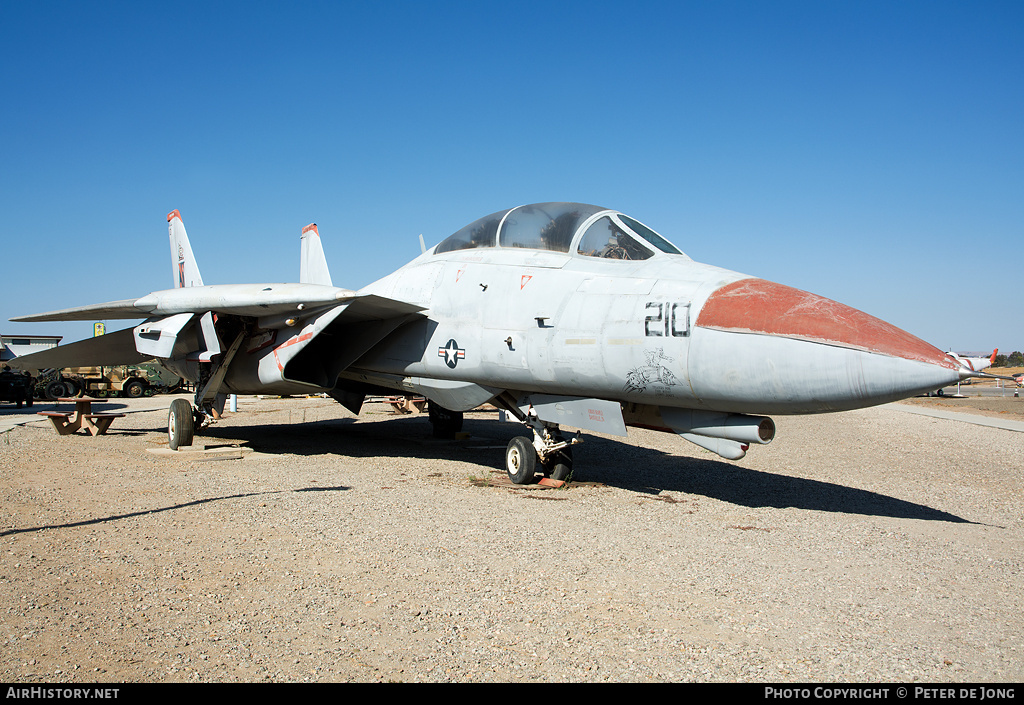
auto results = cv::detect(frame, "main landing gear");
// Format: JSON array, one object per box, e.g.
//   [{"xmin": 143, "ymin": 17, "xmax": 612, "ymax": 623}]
[
  {"xmin": 167, "ymin": 392, "xmax": 226, "ymax": 451},
  {"xmin": 167, "ymin": 325, "xmax": 245, "ymax": 451},
  {"xmin": 167, "ymin": 398, "xmax": 212, "ymax": 450},
  {"xmin": 428, "ymin": 400, "xmax": 463, "ymax": 439}
]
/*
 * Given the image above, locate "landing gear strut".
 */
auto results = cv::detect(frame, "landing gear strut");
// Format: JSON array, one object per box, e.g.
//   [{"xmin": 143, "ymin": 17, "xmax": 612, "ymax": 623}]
[
  {"xmin": 166, "ymin": 325, "xmax": 246, "ymax": 451},
  {"xmin": 541, "ymin": 436, "xmax": 573, "ymax": 481},
  {"xmin": 502, "ymin": 405, "xmax": 578, "ymax": 485}
]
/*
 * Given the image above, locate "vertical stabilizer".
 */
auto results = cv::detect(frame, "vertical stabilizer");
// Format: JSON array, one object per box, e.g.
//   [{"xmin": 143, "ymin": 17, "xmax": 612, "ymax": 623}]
[
  {"xmin": 300, "ymin": 223, "xmax": 334, "ymax": 286},
  {"xmin": 168, "ymin": 209, "xmax": 204, "ymax": 288}
]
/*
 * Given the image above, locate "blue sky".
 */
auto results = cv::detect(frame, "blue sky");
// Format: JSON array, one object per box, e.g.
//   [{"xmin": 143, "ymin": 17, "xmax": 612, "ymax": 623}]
[{"xmin": 2, "ymin": 0, "xmax": 1021, "ymax": 356}]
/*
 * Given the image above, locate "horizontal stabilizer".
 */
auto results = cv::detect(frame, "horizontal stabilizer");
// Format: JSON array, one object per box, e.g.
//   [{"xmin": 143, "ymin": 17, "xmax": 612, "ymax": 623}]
[{"xmin": 7, "ymin": 327, "xmax": 150, "ymax": 370}]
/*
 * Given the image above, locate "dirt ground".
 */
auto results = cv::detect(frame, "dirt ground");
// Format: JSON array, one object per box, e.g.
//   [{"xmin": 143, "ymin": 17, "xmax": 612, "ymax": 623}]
[
  {"xmin": 902, "ymin": 367, "xmax": 1023, "ymax": 420},
  {"xmin": 1, "ymin": 394, "xmax": 1022, "ymax": 683},
  {"xmin": 902, "ymin": 394, "xmax": 1024, "ymax": 420}
]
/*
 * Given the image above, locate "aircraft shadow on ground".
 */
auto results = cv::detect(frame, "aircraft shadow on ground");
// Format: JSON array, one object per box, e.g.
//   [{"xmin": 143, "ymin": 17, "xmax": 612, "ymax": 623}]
[
  {"xmin": 0, "ymin": 485, "xmax": 351, "ymax": 537},
  {"xmin": 162, "ymin": 413, "xmax": 974, "ymax": 525},
  {"xmin": 0, "ymin": 400, "xmax": 132, "ymax": 419}
]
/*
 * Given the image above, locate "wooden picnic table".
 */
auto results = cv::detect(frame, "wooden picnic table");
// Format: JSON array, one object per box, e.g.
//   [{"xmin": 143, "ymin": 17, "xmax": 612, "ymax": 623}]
[
  {"xmin": 387, "ymin": 395, "xmax": 428, "ymax": 414},
  {"xmin": 37, "ymin": 397, "xmax": 125, "ymax": 436}
]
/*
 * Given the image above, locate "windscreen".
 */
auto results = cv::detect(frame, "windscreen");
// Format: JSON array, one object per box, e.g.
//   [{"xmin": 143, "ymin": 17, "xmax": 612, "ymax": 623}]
[
  {"xmin": 499, "ymin": 203, "xmax": 606, "ymax": 252},
  {"xmin": 577, "ymin": 216, "xmax": 654, "ymax": 260},
  {"xmin": 435, "ymin": 209, "xmax": 510, "ymax": 254},
  {"xmin": 618, "ymin": 215, "xmax": 684, "ymax": 255}
]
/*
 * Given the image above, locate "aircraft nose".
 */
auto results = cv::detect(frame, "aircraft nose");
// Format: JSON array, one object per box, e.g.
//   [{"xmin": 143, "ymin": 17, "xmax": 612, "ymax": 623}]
[{"xmin": 689, "ymin": 278, "xmax": 961, "ymax": 412}]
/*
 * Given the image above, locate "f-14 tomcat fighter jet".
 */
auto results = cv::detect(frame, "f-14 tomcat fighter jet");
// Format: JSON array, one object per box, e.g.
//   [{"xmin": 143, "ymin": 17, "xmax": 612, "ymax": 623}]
[{"xmin": 12, "ymin": 203, "xmax": 970, "ymax": 483}]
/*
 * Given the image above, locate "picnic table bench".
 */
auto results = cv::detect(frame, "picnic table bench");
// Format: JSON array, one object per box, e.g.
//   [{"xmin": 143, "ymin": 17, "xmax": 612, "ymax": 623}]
[
  {"xmin": 37, "ymin": 398, "xmax": 125, "ymax": 436},
  {"xmin": 387, "ymin": 395, "xmax": 428, "ymax": 414}
]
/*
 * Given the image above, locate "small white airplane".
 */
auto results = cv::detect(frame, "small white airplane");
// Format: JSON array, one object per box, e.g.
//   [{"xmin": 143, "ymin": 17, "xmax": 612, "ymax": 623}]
[
  {"xmin": 931, "ymin": 348, "xmax": 1014, "ymax": 395},
  {"xmin": 11, "ymin": 203, "xmax": 975, "ymax": 483},
  {"xmin": 947, "ymin": 349, "xmax": 997, "ymax": 375}
]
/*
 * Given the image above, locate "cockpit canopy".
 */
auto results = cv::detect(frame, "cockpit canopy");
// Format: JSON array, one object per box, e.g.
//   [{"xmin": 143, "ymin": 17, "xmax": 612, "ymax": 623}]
[{"xmin": 434, "ymin": 202, "xmax": 687, "ymax": 261}]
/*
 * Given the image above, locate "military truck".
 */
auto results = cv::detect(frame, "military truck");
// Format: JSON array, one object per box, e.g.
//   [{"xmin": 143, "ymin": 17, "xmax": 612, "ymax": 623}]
[
  {"xmin": 0, "ymin": 365, "xmax": 34, "ymax": 407},
  {"xmin": 36, "ymin": 363, "xmax": 182, "ymax": 399}
]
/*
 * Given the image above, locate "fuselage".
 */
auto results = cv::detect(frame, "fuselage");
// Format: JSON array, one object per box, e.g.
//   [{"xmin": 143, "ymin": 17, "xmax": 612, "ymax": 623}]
[{"xmin": 350, "ymin": 204, "xmax": 961, "ymax": 415}]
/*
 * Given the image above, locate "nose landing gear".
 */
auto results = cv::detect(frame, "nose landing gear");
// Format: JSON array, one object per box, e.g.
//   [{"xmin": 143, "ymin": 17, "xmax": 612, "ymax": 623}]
[{"xmin": 504, "ymin": 414, "xmax": 579, "ymax": 485}]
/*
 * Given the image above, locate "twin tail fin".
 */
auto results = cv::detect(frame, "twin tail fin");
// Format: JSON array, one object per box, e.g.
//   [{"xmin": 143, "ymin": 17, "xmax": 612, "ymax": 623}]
[
  {"xmin": 300, "ymin": 223, "xmax": 334, "ymax": 286},
  {"xmin": 168, "ymin": 209, "xmax": 204, "ymax": 288}
]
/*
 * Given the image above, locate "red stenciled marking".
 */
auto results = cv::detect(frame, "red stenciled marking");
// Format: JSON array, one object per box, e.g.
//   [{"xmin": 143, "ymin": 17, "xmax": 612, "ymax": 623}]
[
  {"xmin": 695, "ymin": 278, "xmax": 959, "ymax": 369},
  {"xmin": 273, "ymin": 331, "xmax": 314, "ymax": 371},
  {"xmin": 588, "ymin": 409, "xmax": 604, "ymax": 422}
]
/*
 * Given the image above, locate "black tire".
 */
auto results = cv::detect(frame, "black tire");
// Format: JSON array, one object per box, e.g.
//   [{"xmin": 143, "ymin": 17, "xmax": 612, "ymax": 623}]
[
  {"xmin": 542, "ymin": 444, "xmax": 573, "ymax": 482},
  {"xmin": 168, "ymin": 398, "xmax": 194, "ymax": 450},
  {"xmin": 44, "ymin": 381, "xmax": 67, "ymax": 400},
  {"xmin": 428, "ymin": 401, "xmax": 463, "ymax": 439},
  {"xmin": 506, "ymin": 436, "xmax": 538, "ymax": 485},
  {"xmin": 63, "ymin": 379, "xmax": 80, "ymax": 397},
  {"xmin": 124, "ymin": 380, "xmax": 146, "ymax": 399}
]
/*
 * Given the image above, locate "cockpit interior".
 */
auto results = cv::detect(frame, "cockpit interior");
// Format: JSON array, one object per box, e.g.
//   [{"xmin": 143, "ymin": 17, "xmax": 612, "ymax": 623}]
[{"xmin": 435, "ymin": 202, "xmax": 688, "ymax": 261}]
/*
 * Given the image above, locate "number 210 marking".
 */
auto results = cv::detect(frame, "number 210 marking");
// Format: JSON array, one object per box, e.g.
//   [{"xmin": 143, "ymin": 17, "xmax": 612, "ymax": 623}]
[{"xmin": 644, "ymin": 302, "xmax": 690, "ymax": 337}]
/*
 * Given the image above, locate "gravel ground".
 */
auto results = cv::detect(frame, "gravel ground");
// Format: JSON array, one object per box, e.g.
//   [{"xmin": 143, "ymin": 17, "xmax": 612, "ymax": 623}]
[
  {"xmin": 1, "ymin": 394, "xmax": 1022, "ymax": 683},
  {"xmin": 899, "ymin": 395, "xmax": 1024, "ymax": 421}
]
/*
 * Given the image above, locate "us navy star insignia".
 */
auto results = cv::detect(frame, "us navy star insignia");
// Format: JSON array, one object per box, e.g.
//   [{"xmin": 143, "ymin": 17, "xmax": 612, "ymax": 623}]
[{"xmin": 438, "ymin": 338, "xmax": 466, "ymax": 368}]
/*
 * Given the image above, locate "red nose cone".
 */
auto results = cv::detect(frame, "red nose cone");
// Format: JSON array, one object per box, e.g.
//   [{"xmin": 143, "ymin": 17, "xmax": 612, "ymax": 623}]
[{"xmin": 696, "ymin": 278, "xmax": 958, "ymax": 370}]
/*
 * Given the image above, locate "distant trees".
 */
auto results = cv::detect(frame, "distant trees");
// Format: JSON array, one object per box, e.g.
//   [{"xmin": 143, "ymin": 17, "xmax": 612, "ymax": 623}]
[
  {"xmin": 994, "ymin": 351, "xmax": 1024, "ymax": 367},
  {"xmin": 1008, "ymin": 351, "xmax": 1024, "ymax": 367}
]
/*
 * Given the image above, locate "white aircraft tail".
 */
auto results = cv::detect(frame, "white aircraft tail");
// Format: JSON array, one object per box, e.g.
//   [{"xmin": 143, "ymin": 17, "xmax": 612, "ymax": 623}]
[
  {"xmin": 168, "ymin": 210, "xmax": 204, "ymax": 288},
  {"xmin": 300, "ymin": 223, "xmax": 333, "ymax": 286}
]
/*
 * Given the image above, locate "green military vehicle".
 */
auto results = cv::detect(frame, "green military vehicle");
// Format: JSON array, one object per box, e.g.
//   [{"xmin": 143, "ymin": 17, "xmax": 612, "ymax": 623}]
[
  {"xmin": 36, "ymin": 362, "xmax": 183, "ymax": 400},
  {"xmin": 0, "ymin": 365, "xmax": 34, "ymax": 407}
]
